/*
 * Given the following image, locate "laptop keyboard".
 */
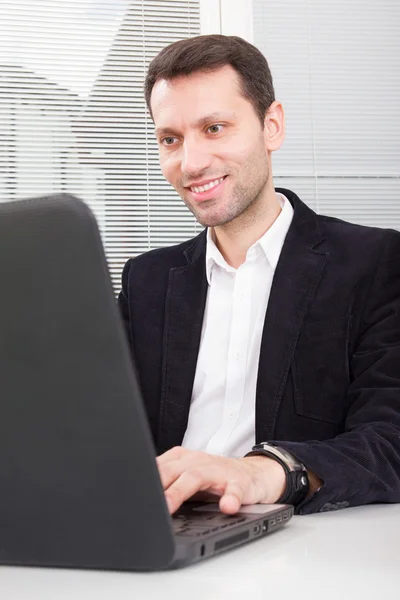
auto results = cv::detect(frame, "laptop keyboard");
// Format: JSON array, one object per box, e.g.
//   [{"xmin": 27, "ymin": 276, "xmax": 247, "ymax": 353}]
[{"xmin": 172, "ymin": 508, "xmax": 247, "ymax": 537}]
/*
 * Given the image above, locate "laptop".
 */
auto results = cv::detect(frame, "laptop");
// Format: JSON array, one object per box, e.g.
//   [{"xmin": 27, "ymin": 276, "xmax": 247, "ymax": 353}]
[{"xmin": 0, "ymin": 193, "xmax": 293, "ymax": 571}]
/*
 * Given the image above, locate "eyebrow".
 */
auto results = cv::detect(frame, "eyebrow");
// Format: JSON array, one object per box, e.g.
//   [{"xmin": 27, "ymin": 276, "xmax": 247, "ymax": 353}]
[{"xmin": 154, "ymin": 112, "xmax": 237, "ymax": 137}]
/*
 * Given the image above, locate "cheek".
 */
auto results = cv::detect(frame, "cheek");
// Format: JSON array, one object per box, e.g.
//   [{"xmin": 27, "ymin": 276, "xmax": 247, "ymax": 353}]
[
  {"xmin": 237, "ymin": 138, "xmax": 268, "ymax": 171},
  {"xmin": 221, "ymin": 133, "xmax": 265, "ymax": 165},
  {"xmin": 221, "ymin": 148, "xmax": 258, "ymax": 172},
  {"xmin": 160, "ymin": 154, "xmax": 179, "ymax": 185}
]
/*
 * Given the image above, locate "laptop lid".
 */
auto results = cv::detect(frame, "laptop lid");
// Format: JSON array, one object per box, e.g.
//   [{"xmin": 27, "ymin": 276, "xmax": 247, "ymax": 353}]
[{"xmin": 0, "ymin": 194, "xmax": 176, "ymax": 570}]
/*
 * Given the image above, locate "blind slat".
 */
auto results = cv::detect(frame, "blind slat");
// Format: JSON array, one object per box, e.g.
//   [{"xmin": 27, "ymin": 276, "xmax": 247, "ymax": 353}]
[
  {"xmin": 253, "ymin": 0, "xmax": 400, "ymax": 228},
  {"xmin": 0, "ymin": 0, "xmax": 202, "ymax": 292}
]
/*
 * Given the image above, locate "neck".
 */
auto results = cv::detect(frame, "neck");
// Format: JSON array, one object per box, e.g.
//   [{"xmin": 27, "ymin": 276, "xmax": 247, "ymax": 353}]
[{"xmin": 211, "ymin": 187, "xmax": 282, "ymax": 269}]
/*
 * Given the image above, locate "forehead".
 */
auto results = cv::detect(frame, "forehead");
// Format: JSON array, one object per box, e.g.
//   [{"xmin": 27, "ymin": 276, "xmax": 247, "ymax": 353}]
[{"xmin": 150, "ymin": 65, "xmax": 250, "ymax": 127}]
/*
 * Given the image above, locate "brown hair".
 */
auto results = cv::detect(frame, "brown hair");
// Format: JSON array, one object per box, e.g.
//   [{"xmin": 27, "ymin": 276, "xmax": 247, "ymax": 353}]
[{"xmin": 144, "ymin": 34, "xmax": 275, "ymax": 125}]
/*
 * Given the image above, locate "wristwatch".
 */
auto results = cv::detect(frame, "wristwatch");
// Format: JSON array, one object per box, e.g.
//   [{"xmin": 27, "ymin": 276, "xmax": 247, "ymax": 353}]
[{"xmin": 245, "ymin": 442, "xmax": 309, "ymax": 506}]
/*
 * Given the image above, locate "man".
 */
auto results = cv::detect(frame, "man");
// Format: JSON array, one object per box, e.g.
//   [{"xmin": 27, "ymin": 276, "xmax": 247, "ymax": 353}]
[{"xmin": 118, "ymin": 35, "xmax": 400, "ymax": 516}]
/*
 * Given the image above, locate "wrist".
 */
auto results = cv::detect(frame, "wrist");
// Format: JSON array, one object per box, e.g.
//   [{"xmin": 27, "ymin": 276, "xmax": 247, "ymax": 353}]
[
  {"xmin": 242, "ymin": 455, "xmax": 286, "ymax": 503},
  {"xmin": 244, "ymin": 443, "xmax": 310, "ymax": 505}
]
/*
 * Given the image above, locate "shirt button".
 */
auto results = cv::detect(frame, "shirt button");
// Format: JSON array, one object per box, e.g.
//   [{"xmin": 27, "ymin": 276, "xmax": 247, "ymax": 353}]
[
  {"xmin": 229, "ymin": 412, "xmax": 234, "ymax": 419},
  {"xmin": 234, "ymin": 351, "xmax": 241, "ymax": 359}
]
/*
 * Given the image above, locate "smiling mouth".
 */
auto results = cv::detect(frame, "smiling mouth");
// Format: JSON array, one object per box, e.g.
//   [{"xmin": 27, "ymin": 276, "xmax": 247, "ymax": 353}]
[{"xmin": 189, "ymin": 177, "xmax": 225, "ymax": 194}]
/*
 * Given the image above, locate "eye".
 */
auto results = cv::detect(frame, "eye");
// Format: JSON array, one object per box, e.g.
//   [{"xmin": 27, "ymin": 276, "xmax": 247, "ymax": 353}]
[
  {"xmin": 207, "ymin": 124, "xmax": 223, "ymax": 134},
  {"xmin": 161, "ymin": 136, "xmax": 178, "ymax": 146}
]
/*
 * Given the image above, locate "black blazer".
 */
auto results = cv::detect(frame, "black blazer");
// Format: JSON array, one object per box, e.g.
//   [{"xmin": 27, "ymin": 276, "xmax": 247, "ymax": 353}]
[{"xmin": 118, "ymin": 188, "xmax": 400, "ymax": 514}]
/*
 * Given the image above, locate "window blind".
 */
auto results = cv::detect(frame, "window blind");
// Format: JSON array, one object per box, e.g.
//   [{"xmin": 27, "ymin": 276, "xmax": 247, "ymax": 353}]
[
  {"xmin": 252, "ymin": 0, "xmax": 400, "ymax": 230},
  {"xmin": 0, "ymin": 0, "xmax": 201, "ymax": 292}
]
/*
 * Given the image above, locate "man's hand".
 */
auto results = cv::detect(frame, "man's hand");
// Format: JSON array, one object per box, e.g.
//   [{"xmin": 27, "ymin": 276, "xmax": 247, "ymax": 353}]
[{"xmin": 156, "ymin": 446, "xmax": 287, "ymax": 514}]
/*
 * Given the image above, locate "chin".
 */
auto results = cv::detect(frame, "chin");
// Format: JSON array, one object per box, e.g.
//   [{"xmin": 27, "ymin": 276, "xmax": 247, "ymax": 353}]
[
  {"xmin": 195, "ymin": 213, "xmax": 233, "ymax": 228},
  {"xmin": 187, "ymin": 200, "xmax": 235, "ymax": 228}
]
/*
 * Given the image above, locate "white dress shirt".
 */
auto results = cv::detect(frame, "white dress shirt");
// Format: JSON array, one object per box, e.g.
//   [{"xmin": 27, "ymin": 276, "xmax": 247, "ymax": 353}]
[{"xmin": 181, "ymin": 193, "xmax": 294, "ymax": 457}]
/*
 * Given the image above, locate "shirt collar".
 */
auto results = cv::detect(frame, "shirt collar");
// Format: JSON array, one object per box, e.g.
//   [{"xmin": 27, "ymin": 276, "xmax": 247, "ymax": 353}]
[{"xmin": 205, "ymin": 192, "xmax": 294, "ymax": 285}]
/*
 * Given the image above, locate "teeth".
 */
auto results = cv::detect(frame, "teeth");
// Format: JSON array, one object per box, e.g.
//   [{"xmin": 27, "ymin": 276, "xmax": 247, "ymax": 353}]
[{"xmin": 191, "ymin": 177, "xmax": 224, "ymax": 193}]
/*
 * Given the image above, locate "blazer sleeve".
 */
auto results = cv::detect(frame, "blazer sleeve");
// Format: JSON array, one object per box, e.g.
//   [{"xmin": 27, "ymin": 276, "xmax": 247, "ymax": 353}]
[
  {"xmin": 117, "ymin": 257, "xmax": 133, "ymax": 348},
  {"xmin": 275, "ymin": 229, "xmax": 400, "ymax": 514}
]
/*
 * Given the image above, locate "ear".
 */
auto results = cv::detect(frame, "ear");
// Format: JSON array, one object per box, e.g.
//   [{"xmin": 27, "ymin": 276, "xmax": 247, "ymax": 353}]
[{"xmin": 263, "ymin": 101, "xmax": 285, "ymax": 152}]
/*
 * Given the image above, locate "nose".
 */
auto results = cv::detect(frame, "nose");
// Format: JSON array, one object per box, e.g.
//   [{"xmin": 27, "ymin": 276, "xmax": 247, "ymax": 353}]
[{"xmin": 181, "ymin": 138, "xmax": 212, "ymax": 178}]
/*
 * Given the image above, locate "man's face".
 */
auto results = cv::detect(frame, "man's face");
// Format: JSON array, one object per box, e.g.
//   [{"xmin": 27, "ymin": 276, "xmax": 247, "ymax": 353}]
[{"xmin": 150, "ymin": 65, "xmax": 271, "ymax": 228}]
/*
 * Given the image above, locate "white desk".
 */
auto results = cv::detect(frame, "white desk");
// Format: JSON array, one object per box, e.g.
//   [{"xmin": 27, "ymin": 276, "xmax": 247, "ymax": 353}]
[{"xmin": 1, "ymin": 504, "xmax": 399, "ymax": 600}]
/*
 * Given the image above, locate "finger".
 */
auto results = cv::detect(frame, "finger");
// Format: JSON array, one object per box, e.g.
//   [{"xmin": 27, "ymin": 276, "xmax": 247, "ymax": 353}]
[
  {"xmin": 158, "ymin": 458, "xmax": 185, "ymax": 490},
  {"xmin": 156, "ymin": 446, "xmax": 185, "ymax": 466},
  {"xmin": 165, "ymin": 467, "xmax": 218, "ymax": 514},
  {"xmin": 158, "ymin": 449, "xmax": 213, "ymax": 491},
  {"xmin": 219, "ymin": 479, "xmax": 245, "ymax": 515},
  {"xmin": 158, "ymin": 451, "xmax": 206, "ymax": 490}
]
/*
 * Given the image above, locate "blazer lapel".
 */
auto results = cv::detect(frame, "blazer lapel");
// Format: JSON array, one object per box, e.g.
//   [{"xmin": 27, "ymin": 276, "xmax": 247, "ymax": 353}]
[
  {"xmin": 157, "ymin": 234, "xmax": 208, "ymax": 454},
  {"xmin": 255, "ymin": 191, "xmax": 328, "ymax": 441}
]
